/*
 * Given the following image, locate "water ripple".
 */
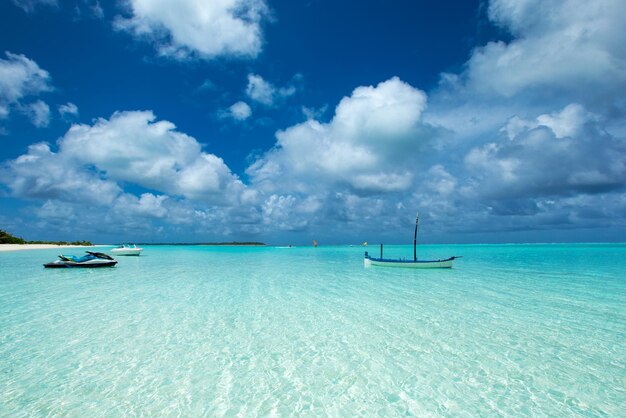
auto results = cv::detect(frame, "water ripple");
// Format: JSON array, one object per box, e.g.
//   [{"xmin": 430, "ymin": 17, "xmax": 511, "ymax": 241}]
[{"xmin": 0, "ymin": 244, "xmax": 624, "ymax": 416}]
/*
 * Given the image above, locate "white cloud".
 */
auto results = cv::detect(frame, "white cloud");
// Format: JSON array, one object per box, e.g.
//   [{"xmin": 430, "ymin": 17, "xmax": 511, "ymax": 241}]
[
  {"xmin": 91, "ymin": 1, "xmax": 104, "ymax": 19},
  {"xmin": 351, "ymin": 172, "xmax": 413, "ymax": 193},
  {"xmin": 262, "ymin": 195, "xmax": 303, "ymax": 230},
  {"xmin": 58, "ymin": 110, "xmax": 247, "ymax": 204},
  {"xmin": 247, "ymin": 77, "xmax": 431, "ymax": 194},
  {"xmin": 58, "ymin": 102, "xmax": 79, "ymax": 118},
  {"xmin": 302, "ymin": 105, "xmax": 327, "ymax": 120},
  {"xmin": 535, "ymin": 103, "xmax": 593, "ymax": 139},
  {"xmin": 422, "ymin": 165, "xmax": 457, "ymax": 196},
  {"xmin": 228, "ymin": 101, "xmax": 252, "ymax": 120},
  {"xmin": 246, "ymin": 74, "xmax": 273, "ymax": 105},
  {"xmin": 114, "ymin": 0, "xmax": 269, "ymax": 60},
  {"xmin": 197, "ymin": 79, "xmax": 215, "ymax": 92},
  {"xmin": 2, "ymin": 110, "xmax": 248, "ymax": 210},
  {"xmin": 412, "ymin": 0, "xmax": 626, "ymax": 238},
  {"xmin": 462, "ymin": 0, "xmax": 626, "ymax": 100},
  {"xmin": 0, "ymin": 52, "xmax": 52, "ymax": 122},
  {"xmin": 24, "ymin": 99, "xmax": 50, "ymax": 127},
  {"xmin": 246, "ymin": 73, "xmax": 296, "ymax": 106},
  {"xmin": 4, "ymin": 142, "xmax": 121, "ymax": 205},
  {"xmin": 35, "ymin": 199, "xmax": 76, "ymax": 220},
  {"xmin": 501, "ymin": 104, "xmax": 592, "ymax": 140},
  {"xmin": 5, "ymin": 1, "xmax": 626, "ymax": 242},
  {"xmin": 10, "ymin": 0, "xmax": 57, "ymax": 13},
  {"xmin": 80, "ymin": 0, "xmax": 104, "ymax": 19},
  {"xmin": 113, "ymin": 193, "xmax": 168, "ymax": 218},
  {"xmin": 427, "ymin": 0, "xmax": 626, "ymax": 150},
  {"xmin": 464, "ymin": 104, "xmax": 626, "ymax": 199},
  {"xmin": 0, "ymin": 52, "xmax": 51, "ymax": 102}
]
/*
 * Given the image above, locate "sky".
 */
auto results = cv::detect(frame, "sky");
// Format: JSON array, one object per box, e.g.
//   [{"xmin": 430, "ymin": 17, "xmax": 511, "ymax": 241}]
[{"xmin": 0, "ymin": 0, "xmax": 625, "ymax": 245}]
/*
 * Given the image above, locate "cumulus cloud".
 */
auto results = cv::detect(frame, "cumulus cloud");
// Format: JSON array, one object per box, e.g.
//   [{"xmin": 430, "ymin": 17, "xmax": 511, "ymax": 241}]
[
  {"xmin": 57, "ymin": 111, "xmax": 247, "ymax": 203},
  {"xmin": 239, "ymin": 77, "xmax": 446, "ymax": 237},
  {"xmin": 466, "ymin": 0, "xmax": 626, "ymax": 99},
  {"xmin": 228, "ymin": 101, "xmax": 252, "ymax": 121},
  {"xmin": 3, "ymin": 142, "xmax": 121, "ymax": 205},
  {"xmin": 248, "ymin": 77, "xmax": 433, "ymax": 195},
  {"xmin": 114, "ymin": 0, "xmax": 270, "ymax": 60},
  {"xmin": 0, "ymin": 52, "xmax": 52, "ymax": 102},
  {"xmin": 1, "ymin": 110, "xmax": 249, "ymax": 213},
  {"xmin": 408, "ymin": 0, "xmax": 626, "ymax": 238},
  {"xmin": 58, "ymin": 102, "xmax": 79, "ymax": 119},
  {"xmin": 113, "ymin": 193, "xmax": 169, "ymax": 218},
  {"xmin": 302, "ymin": 105, "xmax": 327, "ymax": 120},
  {"xmin": 422, "ymin": 165, "xmax": 457, "ymax": 197},
  {"xmin": 428, "ymin": 0, "xmax": 626, "ymax": 151},
  {"xmin": 23, "ymin": 99, "xmax": 50, "ymax": 127},
  {"xmin": 246, "ymin": 73, "xmax": 296, "ymax": 106},
  {"xmin": 261, "ymin": 194, "xmax": 309, "ymax": 231},
  {"xmin": 35, "ymin": 200, "xmax": 76, "ymax": 221},
  {"xmin": 0, "ymin": 52, "xmax": 52, "ymax": 123},
  {"xmin": 464, "ymin": 104, "xmax": 626, "ymax": 199},
  {"xmin": 5, "ymin": 1, "xmax": 626, "ymax": 242}
]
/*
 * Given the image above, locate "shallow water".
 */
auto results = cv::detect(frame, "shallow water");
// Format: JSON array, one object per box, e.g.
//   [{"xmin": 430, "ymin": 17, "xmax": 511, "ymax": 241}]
[{"xmin": 1, "ymin": 244, "xmax": 625, "ymax": 416}]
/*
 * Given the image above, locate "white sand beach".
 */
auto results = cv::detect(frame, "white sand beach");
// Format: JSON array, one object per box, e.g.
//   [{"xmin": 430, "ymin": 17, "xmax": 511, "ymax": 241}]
[{"xmin": 0, "ymin": 244, "xmax": 106, "ymax": 252}]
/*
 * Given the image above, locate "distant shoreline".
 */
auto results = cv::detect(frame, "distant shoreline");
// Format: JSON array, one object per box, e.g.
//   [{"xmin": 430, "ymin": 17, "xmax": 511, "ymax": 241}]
[
  {"xmin": 0, "ymin": 244, "xmax": 104, "ymax": 252},
  {"xmin": 136, "ymin": 242, "xmax": 266, "ymax": 246},
  {"xmin": 0, "ymin": 242, "xmax": 266, "ymax": 252}
]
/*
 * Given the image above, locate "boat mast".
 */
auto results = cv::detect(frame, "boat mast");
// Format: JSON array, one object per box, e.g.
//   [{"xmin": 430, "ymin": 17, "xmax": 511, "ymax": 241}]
[{"xmin": 413, "ymin": 212, "xmax": 419, "ymax": 261}]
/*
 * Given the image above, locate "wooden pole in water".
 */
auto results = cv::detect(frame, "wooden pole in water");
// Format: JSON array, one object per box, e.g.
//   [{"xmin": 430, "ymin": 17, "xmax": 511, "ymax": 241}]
[
  {"xmin": 414, "ymin": 212, "xmax": 419, "ymax": 261},
  {"xmin": 380, "ymin": 243, "xmax": 383, "ymax": 259}
]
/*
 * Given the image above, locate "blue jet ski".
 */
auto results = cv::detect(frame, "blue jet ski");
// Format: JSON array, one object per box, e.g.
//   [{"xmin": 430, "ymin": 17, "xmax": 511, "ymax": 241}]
[{"xmin": 44, "ymin": 251, "xmax": 117, "ymax": 268}]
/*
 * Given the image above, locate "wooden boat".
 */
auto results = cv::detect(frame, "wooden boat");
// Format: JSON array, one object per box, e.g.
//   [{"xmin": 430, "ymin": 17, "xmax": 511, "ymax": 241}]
[
  {"xmin": 364, "ymin": 253, "xmax": 458, "ymax": 268},
  {"xmin": 364, "ymin": 213, "xmax": 460, "ymax": 269}
]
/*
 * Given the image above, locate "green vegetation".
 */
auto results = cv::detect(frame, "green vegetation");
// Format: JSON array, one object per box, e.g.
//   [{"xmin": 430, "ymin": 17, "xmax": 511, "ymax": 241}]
[
  {"xmin": 0, "ymin": 229, "xmax": 26, "ymax": 244},
  {"xmin": 0, "ymin": 229, "xmax": 92, "ymax": 246},
  {"xmin": 27, "ymin": 240, "xmax": 93, "ymax": 246}
]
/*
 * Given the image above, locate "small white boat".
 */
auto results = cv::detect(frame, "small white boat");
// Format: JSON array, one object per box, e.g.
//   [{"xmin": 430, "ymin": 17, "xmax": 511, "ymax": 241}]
[
  {"xmin": 110, "ymin": 244, "xmax": 143, "ymax": 256},
  {"xmin": 364, "ymin": 213, "xmax": 460, "ymax": 269}
]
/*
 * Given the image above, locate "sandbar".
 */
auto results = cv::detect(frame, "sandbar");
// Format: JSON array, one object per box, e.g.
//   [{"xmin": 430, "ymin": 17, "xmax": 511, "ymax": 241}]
[{"xmin": 0, "ymin": 244, "xmax": 105, "ymax": 252}]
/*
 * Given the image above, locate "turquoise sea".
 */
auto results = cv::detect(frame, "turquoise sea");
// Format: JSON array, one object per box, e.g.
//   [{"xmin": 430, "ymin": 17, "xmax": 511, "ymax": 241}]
[{"xmin": 1, "ymin": 244, "xmax": 624, "ymax": 416}]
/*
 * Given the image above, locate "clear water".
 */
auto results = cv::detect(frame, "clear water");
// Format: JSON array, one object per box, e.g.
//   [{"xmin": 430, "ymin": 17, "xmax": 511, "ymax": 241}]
[{"xmin": 1, "ymin": 244, "xmax": 624, "ymax": 416}]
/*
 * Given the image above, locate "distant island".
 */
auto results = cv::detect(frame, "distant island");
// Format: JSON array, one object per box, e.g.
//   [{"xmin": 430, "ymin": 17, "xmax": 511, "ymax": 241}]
[
  {"xmin": 0, "ymin": 229, "xmax": 92, "ymax": 246},
  {"xmin": 0, "ymin": 230, "xmax": 264, "ymax": 247}
]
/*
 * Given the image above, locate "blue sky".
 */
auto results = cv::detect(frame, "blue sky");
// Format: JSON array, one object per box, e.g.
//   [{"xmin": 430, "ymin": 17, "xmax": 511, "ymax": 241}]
[{"xmin": 1, "ymin": 0, "xmax": 625, "ymax": 244}]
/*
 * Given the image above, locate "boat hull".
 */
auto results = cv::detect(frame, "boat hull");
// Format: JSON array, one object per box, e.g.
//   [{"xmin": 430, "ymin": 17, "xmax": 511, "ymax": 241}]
[
  {"xmin": 364, "ymin": 256, "xmax": 456, "ymax": 268},
  {"xmin": 110, "ymin": 248, "xmax": 142, "ymax": 256}
]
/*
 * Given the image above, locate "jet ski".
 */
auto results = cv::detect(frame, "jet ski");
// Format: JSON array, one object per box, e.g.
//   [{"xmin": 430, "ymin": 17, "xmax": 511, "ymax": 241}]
[{"xmin": 44, "ymin": 251, "xmax": 118, "ymax": 268}]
